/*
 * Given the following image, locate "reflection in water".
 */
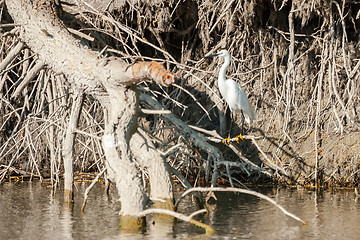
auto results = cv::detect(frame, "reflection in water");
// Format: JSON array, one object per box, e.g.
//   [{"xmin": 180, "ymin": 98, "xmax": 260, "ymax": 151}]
[
  {"xmin": 148, "ymin": 213, "xmax": 174, "ymax": 239},
  {"xmin": 312, "ymin": 190, "xmax": 320, "ymax": 238},
  {"xmin": 63, "ymin": 203, "xmax": 74, "ymax": 239},
  {"xmin": 0, "ymin": 182, "xmax": 359, "ymax": 239}
]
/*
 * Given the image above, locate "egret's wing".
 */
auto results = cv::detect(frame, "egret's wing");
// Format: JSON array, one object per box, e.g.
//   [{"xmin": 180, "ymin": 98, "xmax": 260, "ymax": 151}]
[{"xmin": 227, "ymin": 79, "xmax": 256, "ymax": 123}]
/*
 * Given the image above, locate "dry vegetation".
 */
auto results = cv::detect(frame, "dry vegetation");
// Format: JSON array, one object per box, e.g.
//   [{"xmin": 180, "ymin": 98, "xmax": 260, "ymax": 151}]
[{"xmin": 0, "ymin": 0, "xmax": 359, "ymax": 187}]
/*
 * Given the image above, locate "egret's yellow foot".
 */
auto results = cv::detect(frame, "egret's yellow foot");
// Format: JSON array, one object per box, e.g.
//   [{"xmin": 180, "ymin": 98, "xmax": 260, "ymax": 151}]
[
  {"xmin": 222, "ymin": 137, "xmax": 231, "ymax": 145},
  {"xmin": 235, "ymin": 134, "xmax": 244, "ymax": 143}
]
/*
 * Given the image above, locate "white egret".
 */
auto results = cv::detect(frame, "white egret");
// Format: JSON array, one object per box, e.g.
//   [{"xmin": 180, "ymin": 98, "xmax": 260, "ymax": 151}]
[{"xmin": 205, "ymin": 49, "xmax": 256, "ymax": 144}]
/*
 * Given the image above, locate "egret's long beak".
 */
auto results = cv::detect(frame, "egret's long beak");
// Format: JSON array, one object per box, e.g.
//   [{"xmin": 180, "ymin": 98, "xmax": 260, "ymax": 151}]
[{"xmin": 204, "ymin": 52, "xmax": 219, "ymax": 58}]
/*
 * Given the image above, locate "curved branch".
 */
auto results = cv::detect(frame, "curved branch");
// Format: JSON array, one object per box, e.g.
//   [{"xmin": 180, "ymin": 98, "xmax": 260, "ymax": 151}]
[
  {"xmin": 139, "ymin": 208, "xmax": 214, "ymax": 234},
  {"xmin": 6, "ymin": 0, "xmax": 173, "ymax": 95},
  {"xmin": 175, "ymin": 187, "xmax": 307, "ymax": 225}
]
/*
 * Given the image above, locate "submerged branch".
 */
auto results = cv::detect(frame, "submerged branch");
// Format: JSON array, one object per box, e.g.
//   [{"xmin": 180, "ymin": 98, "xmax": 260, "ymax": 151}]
[{"xmin": 139, "ymin": 208, "xmax": 214, "ymax": 234}]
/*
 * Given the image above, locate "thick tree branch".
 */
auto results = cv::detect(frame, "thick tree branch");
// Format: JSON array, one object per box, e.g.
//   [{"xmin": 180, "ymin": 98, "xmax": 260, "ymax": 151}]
[
  {"xmin": 63, "ymin": 89, "xmax": 84, "ymax": 203},
  {"xmin": 5, "ymin": 0, "xmax": 173, "ymax": 94}
]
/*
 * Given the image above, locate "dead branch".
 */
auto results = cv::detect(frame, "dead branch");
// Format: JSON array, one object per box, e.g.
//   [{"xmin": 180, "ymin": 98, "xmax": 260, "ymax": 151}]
[
  {"xmin": 0, "ymin": 41, "xmax": 24, "ymax": 72},
  {"xmin": 175, "ymin": 187, "xmax": 307, "ymax": 225},
  {"xmin": 11, "ymin": 61, "xmax": 45, "ymax": 99},
  {"xmin": 139, "ymin": 92, "xmax": 225, "ymax": 186},
  {"xmin": 189, "ymin": 125, "xmax": 274, "ymax": 177},
  {"xmin": 81, "ymin": 167, "xmax": 106, "ymax": 212},
  {"xmin": 139, "ymin": 208, "xmax": 214, "ymax": 234}
]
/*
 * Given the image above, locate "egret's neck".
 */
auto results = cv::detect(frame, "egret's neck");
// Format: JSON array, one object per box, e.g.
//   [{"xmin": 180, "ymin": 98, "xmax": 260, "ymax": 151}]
[{"xmin": 218, "ymin": 55, "xmax": 231, "ymax": 82}]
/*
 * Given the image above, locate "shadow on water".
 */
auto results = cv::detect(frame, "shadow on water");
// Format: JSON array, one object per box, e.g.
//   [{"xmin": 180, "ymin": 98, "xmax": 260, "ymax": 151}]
[{"xmin": 0, "ymin": 182, "xmax": 360, "ymax": 239}]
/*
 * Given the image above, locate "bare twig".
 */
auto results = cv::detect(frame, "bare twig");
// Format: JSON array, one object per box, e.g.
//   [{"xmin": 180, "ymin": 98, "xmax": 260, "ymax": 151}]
[
  {"xmin": 81, "ymin": 168, "xmax": 106, "ymax": 212},
  {"xmin": 0, "ymin": 41, "xmax": 24, "ymax": 72}
]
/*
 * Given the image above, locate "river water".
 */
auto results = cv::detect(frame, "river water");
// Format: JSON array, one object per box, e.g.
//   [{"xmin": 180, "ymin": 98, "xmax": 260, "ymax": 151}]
[{"xmin": 0, "ymin": 182, "xmax": 359, "ymax": 239}]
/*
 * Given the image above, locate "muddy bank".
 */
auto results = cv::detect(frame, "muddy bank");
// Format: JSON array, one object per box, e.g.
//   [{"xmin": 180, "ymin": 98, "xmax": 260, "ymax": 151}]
[{"xmin": 295, "ymin": 131, "xmax": 360, "ymax": 187}]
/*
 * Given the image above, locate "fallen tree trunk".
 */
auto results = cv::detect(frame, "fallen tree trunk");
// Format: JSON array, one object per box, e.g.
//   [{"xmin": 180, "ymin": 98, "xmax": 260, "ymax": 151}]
[{"xmin": 5, "ymin": 0, "xmax": 175, "ymax": 227}]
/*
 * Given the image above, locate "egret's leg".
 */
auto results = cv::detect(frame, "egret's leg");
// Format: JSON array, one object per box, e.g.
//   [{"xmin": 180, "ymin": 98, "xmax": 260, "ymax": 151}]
[
  {"xmin": 228, "ymin": 113, "xmax": 234, "ymax": 136},
  {"xmin": 223, "ymin": 112, "xmax": 233, "ymax": 145},
  {"xmin": 240, "ymin": 111, "xmax": 245, "ymax": 135},
  {"xmin": 235, "ymin": 111, "xmax": 245, "ymax": 143},
  {"xmin": 222, "ymin": 112, "xmax": 233, "ymax": 145}
]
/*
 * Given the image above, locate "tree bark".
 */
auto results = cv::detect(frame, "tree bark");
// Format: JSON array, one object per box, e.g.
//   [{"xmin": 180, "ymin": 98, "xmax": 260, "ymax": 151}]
[
  {"xmin": 130, "ymin": 129, "xmax": 174, "ymax": 209},
  {"xmin": 102, "ymin": 85, "xmax": 147, "ymax": 219},
  {"xmin": 63, "ymin": 89, "xmax": 84, "ymax": 203}
]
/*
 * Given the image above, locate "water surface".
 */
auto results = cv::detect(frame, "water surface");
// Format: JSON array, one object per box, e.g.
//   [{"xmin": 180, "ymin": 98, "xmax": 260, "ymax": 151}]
[{"xmin": 0, "ymin": 182, "xmax": 359, "ymax": 239}]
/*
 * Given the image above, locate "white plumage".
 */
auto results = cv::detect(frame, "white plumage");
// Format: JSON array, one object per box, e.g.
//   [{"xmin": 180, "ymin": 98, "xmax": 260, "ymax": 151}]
[{"xmin": 205, "ymin": 49, "xmax": 256, "ymax": 131}]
